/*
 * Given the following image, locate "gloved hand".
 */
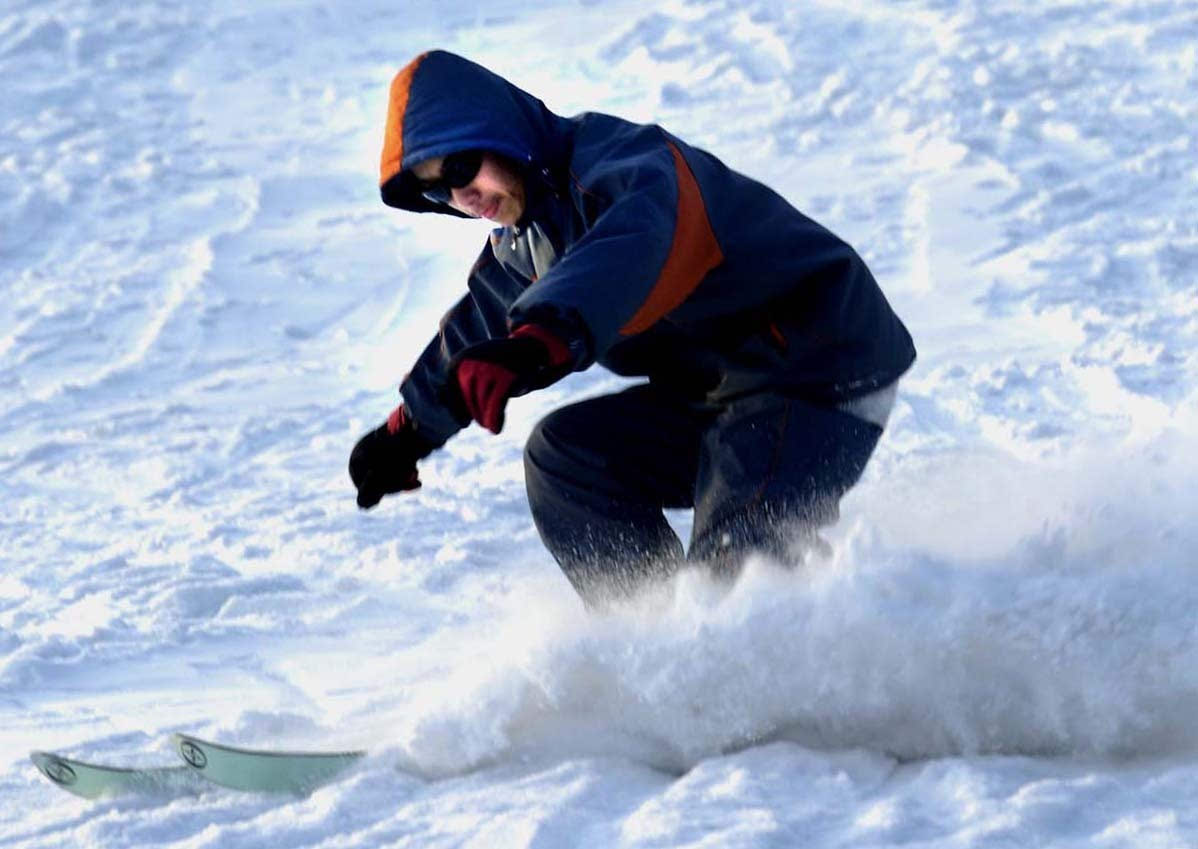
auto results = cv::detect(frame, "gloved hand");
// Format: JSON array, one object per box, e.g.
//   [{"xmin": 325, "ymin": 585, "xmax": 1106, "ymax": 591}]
[
  {"xmin": 349, "ymin": 405, "xmax": 437, "ymax": 509},
  {"xmin": 449, "ymin": 324, "xmax": 573, "ymax": 434}
]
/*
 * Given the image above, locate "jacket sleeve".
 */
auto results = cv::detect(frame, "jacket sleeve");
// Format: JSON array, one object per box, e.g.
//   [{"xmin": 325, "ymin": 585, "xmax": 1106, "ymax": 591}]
[
  {"xmin": 399, "ymin": 241, "xmax": 527, "ymax": 446},
  {"xmin": 508, "ymin": 123, "xmax": 724, "ymax": 366}
]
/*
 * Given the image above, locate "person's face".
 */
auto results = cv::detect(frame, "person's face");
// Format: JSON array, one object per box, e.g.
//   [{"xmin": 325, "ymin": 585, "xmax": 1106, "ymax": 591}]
[{"xmin": 412, "ymin": 152, "xmax": 526, "ymax": 226}]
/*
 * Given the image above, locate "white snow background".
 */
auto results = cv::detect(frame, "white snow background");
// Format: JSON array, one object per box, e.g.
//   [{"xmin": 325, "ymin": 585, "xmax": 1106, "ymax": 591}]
[{"xmin": 3, "ymin": 0, "xmax": 1197, "ymax": 846}]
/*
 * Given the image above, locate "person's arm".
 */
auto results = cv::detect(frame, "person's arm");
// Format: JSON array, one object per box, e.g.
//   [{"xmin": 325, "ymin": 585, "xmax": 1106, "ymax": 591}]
[
  {"xmin": 349, "ymin": 240, "xmax": 526, "ymax": 507},
  {"xmin": 397, "ymin": 240, "xmax": 527, "ymax": 444},
  {"xmin": 509, "ymin": 121, "xmax": 724, "ymax": 367}
]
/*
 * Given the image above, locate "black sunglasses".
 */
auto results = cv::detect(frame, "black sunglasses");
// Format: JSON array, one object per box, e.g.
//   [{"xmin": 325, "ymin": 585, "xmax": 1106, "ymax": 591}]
[{"xmin": 419, "ymin": 150, "xmax": 484, "ymax": 204}]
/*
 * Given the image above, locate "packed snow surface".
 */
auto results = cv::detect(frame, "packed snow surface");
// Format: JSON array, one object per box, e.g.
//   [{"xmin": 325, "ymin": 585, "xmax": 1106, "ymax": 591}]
[{"xmin": 3, "ymin": 0, "xmax": 1197, "ymax": 846}]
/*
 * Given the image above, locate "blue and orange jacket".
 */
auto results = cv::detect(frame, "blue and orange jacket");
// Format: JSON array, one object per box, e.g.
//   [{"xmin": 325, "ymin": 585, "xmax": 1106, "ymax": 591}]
[{"xmin": 380, "ymin": 51, "xmax": 915, "ymax": 445}]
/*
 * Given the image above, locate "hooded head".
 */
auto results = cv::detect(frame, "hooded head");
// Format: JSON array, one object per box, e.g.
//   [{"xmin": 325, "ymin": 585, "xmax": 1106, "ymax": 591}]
[{"xmin": 378, "ymin": 50, "xmax": 569, "ymax": 221}]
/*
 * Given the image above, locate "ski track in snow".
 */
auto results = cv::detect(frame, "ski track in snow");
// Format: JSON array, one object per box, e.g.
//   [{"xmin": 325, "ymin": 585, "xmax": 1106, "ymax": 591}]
[{"xmin": 2, "ymin": 0, "xmax": 1197, "ymax": 846}]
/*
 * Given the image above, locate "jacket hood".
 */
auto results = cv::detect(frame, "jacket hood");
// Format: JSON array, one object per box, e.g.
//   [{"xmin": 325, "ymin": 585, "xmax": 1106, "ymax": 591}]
[{"xmin": 378, "ymin": 50, "xmax": 571, "ymax": 215}]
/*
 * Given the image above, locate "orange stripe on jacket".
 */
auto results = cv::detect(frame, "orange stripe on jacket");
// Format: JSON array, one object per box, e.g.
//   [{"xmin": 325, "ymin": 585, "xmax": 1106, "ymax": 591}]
[
  {"xmin": 619, "ymin": 141, "xmax": 724, "ymax": 335},
  {"xmin": 379, "ymin": 52, "xmax": 429, "ymax": 186}
]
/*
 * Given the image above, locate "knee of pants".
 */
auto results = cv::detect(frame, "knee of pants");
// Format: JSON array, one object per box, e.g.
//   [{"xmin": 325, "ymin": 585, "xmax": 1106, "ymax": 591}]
[
  {"xmin": 523, "ymin": 418, "xmax": 551, "ymax": 506},
  {"xmin": 524, "ymin": 407, "xmax": 560, "ymax": 470},
  {"xmin": 523, "ymin": 406, "xmax": 588, "ymax": 504}
]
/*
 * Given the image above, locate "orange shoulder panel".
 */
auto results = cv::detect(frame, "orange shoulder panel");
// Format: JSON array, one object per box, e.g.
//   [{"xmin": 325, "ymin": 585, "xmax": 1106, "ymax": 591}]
[
  {"xmin": 379, "ymin": 52, "xmax": 429, "ymax": 186},
  {"xmin": 619, "ymin": 141, "xmax": 724, "ymax": 335}
]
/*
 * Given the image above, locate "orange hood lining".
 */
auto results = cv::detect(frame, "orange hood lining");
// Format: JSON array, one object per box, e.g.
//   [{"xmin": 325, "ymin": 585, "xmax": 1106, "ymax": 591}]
[{"xmin": 379, "ymin": 52, "xmax": 429, "ymax": 187}]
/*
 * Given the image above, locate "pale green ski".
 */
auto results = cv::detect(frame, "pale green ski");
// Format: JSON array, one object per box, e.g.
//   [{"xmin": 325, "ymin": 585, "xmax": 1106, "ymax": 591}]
[
  {"xmin": 171, "ymin": 733, "xmax": 366, "ymax": 794},
  {"xmin": 30, "ymin": 750, "xmax": 197, "ymax": 800}
]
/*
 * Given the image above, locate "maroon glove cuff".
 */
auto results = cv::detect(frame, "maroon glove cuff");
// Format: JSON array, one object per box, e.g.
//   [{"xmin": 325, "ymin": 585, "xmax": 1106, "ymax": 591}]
[
  {"xmin": 386, "ymin": 403, "xmax": 409, "ymax": 435},
  {"xmin": 456, "ymin": 360, "xmax": 517, "ymax": 434},
  {"xmin": 450, "ymin": 324, "xmax": 573, "ymax": 435}
]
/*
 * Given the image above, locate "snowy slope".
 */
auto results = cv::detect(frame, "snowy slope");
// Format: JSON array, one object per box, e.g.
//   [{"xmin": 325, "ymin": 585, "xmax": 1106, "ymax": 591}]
[{"xmin": 2, "ymin": 0, "xmax": 1197, "ymax": 846}]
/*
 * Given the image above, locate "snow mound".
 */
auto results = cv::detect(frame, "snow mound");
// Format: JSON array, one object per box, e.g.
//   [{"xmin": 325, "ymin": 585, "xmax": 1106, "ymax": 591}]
[{"xmin": 389, "ymin": 444, "xmax": 1198, "ymax": 776}]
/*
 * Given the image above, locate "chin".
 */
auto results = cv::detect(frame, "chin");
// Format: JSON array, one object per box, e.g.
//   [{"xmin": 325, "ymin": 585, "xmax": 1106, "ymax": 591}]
[{"xmin": 494, "ymin": 206, "xmax": 520, "ymax": 227}]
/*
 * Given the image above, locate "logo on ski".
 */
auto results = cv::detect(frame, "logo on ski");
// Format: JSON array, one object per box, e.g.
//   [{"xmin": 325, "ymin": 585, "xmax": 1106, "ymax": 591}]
[
  {"xmin": 178, "ymin": 740, "xmax": 208, "ymax": 769},
  {"xmin": 39, "ymin": 757, "xmax": 78, "ymax": 786}
]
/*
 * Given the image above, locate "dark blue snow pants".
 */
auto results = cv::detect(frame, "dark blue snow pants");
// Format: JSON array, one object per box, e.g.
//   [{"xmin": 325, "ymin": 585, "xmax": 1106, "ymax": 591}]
[{"xmin": 523, "ymin": 383, "xmax": 883, "ymax": 602}]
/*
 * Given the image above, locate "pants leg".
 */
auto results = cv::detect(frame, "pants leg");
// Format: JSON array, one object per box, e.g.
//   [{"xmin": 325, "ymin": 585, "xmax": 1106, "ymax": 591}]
[
  {"xmin": 526, "ymin": 385, "xmax": 884, "ymax": 601},
  {"xmin": 689, "ymin": 393, "xmax": 883, "ymax": 573},
  {"xmin": 524, "ymin": 384, "xmax": 709, "ymax": 601}
]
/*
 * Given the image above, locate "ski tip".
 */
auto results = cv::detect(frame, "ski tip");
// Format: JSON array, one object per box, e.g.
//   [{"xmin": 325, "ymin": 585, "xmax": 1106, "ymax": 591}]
[
  {"xmin": 30, "ymin": 751, "xmax": 79, "ymax": 789},
  {"xmin": 169, "ymin": 732, "xmax": 367, "ymax": 794},
  {"xmin": 30, "ymin": 749, "xmax": 197, "ymax": 800}
]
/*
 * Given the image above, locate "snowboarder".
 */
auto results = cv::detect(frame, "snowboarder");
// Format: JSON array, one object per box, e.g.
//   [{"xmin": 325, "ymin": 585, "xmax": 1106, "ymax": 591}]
[{"xmin": 349, "ymin": 50, "xmax": 916, "ymax": 603}]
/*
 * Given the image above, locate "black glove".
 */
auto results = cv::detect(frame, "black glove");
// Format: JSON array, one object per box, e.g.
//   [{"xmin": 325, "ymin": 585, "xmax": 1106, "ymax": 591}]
[{"xmin": 349, "ymin": 405, "xmax": 437, "ymax": 509}]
